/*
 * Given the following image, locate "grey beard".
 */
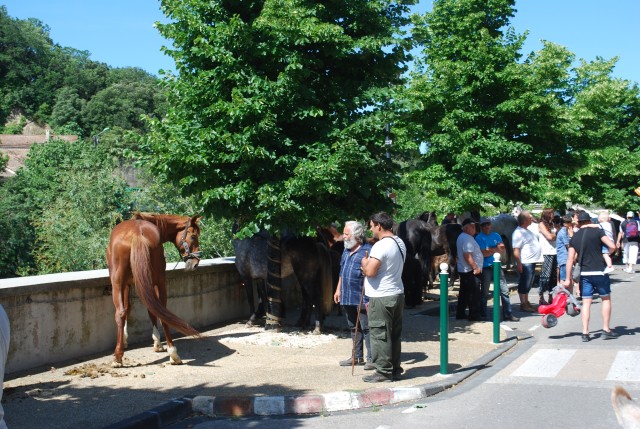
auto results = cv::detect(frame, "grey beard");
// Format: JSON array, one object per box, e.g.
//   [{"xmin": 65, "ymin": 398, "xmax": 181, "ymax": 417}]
[{"xmin": 344, "ymin": 237, "xmax": 359, "ymax": 250}]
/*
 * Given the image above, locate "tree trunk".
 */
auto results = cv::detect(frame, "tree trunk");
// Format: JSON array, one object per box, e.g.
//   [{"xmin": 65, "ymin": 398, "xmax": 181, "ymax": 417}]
[{"xmin": 265, "ymin": 236, "xmax": 284, "ymax": 330}]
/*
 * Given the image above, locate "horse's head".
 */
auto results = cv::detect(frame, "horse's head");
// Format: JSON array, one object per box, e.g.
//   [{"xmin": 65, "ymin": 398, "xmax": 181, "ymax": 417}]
[{"xmin": 175, "ymin": 215, "xmax": 203, "ymax": 270}]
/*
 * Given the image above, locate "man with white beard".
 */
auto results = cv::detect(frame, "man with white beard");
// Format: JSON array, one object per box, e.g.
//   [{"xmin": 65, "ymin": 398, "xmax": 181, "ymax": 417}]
[{"xmin": 334, "ymin": 220, "xmax": 374, "ymax": 369}]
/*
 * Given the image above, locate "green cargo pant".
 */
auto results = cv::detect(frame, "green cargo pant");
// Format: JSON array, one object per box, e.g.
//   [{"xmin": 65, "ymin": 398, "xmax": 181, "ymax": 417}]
[{"xmin": 367, "ymin": 294, "xmax": 404, "ymax": 377}]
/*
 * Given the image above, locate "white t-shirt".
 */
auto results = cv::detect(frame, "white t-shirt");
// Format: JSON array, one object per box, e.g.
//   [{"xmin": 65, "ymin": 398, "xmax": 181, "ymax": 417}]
[
  {"xmin": 538, "ymin": 224, "xmax": 557, "ymax": 256},
  {"xmin": 456, "ymin": 232, "xmax": 483, "ymax": 273},
  {"xmin": 364, "ymin": 236, "xmax": 405, "ymax": 298},
  {"xmin": 512, "ymin": 226, "xmax": 542, "ymax": 264}
]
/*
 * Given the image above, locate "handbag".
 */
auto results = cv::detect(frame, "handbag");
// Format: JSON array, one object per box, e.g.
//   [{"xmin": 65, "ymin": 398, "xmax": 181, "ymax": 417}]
[
  {"xmin": 571, "ymin": 229, "xmax": 588, "ymax": 282},
  {"xmin": 572, "ymin": 264, "xmax": 581, "ymax": 282}
]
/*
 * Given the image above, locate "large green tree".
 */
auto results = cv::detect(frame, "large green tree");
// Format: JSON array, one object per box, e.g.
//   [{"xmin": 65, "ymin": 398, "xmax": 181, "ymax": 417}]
[
  {"xmin": 144, "ymin": 0, "xmax": 415, "ymax": 235},
  {"xmin": 405, "ymin": 0, "xmax": 533, "ymax": 214},
  {"xmin": 402, "ymin": 0, "xmax": 640, "ymax": 216}
]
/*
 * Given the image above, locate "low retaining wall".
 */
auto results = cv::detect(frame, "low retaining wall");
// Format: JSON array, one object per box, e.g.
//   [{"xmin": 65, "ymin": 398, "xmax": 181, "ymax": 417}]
[{"xmin": 0, "ymin": 258, "xmax": 245, "ymax": 374}]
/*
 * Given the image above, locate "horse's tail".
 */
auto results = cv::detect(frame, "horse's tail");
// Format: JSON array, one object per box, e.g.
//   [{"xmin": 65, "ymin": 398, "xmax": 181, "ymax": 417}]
[
  {"xmin": 317, "ymin": 243, "xmax": 334, "ymax": 315},
  {"xmin": 130, "ymin": 235, "xmax": 200, "ymax": 338}
]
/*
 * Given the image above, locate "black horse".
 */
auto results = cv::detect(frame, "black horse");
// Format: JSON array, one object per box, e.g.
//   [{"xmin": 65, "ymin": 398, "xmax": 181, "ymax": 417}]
[
  {"xmin": 416, "ymin": 212, "xmax": 462, "ymax": 288},
  {"xmin": 233, "ymin": 232, "xmax": 334, "ymax": 334},
  {"xmin": 396, "ymin": 219, "xmax": 432, "ymax": 307}
]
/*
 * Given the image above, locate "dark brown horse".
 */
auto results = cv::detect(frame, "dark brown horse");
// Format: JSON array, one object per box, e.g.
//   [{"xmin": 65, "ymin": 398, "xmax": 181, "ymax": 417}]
[
  {"xmin": 234, "ymin": 231, "xmax": 334, "ymax": 333},
  {"xmin": 106, "ymin": 213, "xmax": 202, "ymax": 367}
]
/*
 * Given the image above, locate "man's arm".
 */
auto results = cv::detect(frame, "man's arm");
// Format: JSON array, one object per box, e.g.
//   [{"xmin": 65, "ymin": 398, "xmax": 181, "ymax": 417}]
[
  {"xmin": 463, "ymin": 252, "xmax": 481, "ymax": 275},
  {"xmin": 361, "ymin": 256, "xmax": 381, "ymax": 278},
  {"xmin": 513, "ymin": 247, "xmax": 522, "ymax": 273},
  {"xmin": 563, "ymin": 247, "xmax": 576, "ymax": 287}
]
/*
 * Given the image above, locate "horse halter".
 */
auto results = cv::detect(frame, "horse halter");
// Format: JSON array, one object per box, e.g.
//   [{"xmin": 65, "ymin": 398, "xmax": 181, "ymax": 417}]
[{"xmin": 178, "ymin": 219, "xmax": 202, "ymax": 262}]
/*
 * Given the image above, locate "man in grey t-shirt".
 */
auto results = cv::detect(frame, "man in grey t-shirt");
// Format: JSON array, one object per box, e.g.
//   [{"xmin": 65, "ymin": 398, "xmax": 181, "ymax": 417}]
[{"xmin": 456, "ymin": 218, "xmax": 483, "ymax": 321}]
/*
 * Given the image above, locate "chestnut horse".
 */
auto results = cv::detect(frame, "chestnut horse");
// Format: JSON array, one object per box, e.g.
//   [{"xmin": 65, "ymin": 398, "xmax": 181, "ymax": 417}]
[{"xmin": 106, "ymin": 213, "xmax": 202, "ymax": 367}]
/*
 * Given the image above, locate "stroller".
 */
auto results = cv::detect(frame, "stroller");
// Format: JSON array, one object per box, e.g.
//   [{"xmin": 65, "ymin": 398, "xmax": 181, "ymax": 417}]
[{"xmin": 538, "ymin": 284, "xmax": 582, "ymax": 328}]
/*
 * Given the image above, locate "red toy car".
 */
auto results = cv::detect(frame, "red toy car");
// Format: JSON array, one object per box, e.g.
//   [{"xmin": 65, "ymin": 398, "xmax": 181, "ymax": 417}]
[{"xmin": 538, "ymin": 285, "xmax": 582, "ymax": 328}]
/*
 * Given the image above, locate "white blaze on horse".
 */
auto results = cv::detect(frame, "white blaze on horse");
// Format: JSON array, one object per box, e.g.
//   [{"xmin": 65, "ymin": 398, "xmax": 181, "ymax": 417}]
[{"xmin": 106, "ymin": 213, "xmax": 202, "ymax": 367}]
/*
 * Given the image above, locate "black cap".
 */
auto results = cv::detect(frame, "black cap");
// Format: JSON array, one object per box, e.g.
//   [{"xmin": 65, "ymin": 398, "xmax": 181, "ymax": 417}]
[
  {"xmin": 577, "ymin": 211, "xmax": 591, "ymax": 222},
  {"xmin": 461, "ymin": 218, "xmax": 475, "ymax": 227}
]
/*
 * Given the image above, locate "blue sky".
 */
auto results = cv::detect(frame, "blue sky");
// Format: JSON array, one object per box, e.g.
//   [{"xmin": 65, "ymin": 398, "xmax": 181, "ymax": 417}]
[{"xmin": 2, "ymin": 1, "xmax": 639, "ymax": 83}]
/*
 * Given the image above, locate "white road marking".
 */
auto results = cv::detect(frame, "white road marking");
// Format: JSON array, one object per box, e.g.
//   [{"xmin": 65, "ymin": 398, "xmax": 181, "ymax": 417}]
[
  {"xmin": 607, "ymin": 351, "xmax": 640, "ymax": 381},
  {"xmin": 511, "ymin": 348, "xmax": 577, "ymax": 378}
]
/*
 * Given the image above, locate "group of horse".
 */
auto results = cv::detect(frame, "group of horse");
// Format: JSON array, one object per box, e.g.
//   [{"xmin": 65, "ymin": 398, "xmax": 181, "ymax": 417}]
[{"xmin": 104, "ymin": 211, "xmax": 519, "ymax": 367}]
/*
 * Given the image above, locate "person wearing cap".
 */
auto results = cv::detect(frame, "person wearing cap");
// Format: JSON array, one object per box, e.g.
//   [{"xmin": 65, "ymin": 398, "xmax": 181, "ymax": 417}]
[
  {"xmin": 475, "ymin": 217, "xmax": 519, "ymax": 322},
  {"xmin": 617, "ymin": 211, "xmax": 639, "ymax": 273},
  {"xmin": 512, "ymin": 210, "xmax": 541, "ymax": 313},
  {"xmin": 563, "ymin": 210, "xmax": 617, "ymax": 342},
  {"xmin": 455, "ymin": 218, "xmax": 483, "ymax": 321}
]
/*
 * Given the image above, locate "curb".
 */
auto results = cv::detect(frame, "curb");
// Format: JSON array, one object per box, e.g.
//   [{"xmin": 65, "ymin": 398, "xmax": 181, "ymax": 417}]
[{"xmin": 105, "ymin": 335, "xmax": 518, "ymax": 427}]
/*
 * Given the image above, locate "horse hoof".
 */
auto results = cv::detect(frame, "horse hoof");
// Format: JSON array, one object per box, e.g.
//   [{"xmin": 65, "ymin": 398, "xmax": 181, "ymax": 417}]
[
  {"xmin": 154, "ymin": 344, "xmax": 165, "ymax": 353},
  {"xmin": 167, "ymin": 346, "xmax": 182, "ymax": 365},
  {"xmin": 312, "ymin": 328, "xmax": 322, "ymax": 335},
  {"xmin": 111, "ymin": 360, "xmax": 123, "ymax": 368}
]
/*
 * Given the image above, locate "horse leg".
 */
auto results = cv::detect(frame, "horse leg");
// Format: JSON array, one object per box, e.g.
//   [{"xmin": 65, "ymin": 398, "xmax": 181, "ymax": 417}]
[
  {"xmin": 244, "ymin": 279, "xmax": 256, "ymax": 318},
  {"xmin": 312, "ymin": 304, "xmax": 323, "ymax": 335},
  {"xmin": 123, "ymin": 286, "xmax": 133, "ymax": 349},
  {"xmin": 156, "ymin": 280, "xmax": 182, "ymax": 364},
  {"xmin": 147, "ymin": 310, "xmax": 163, "ymax": 352},
  {"xmin": 111, "ymin": 283, "xmax": 128, "ymax": 368},
  {"xmin": 247, "ymin": 279, "xmax": 267, "ymax": 326}
]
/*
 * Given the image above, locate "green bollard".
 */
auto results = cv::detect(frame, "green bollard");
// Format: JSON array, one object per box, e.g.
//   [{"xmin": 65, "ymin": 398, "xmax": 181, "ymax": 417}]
[
  {"xmin": 439, "ymin": 262, "xmax": 449, "ymax": 375},
  {"xmin": 493, "ymin": 253, "xmax": 501, "ymax": 344}
]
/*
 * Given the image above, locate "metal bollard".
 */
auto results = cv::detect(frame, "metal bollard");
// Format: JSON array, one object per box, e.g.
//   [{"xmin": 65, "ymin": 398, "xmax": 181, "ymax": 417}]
[
  {"xmin": 439, "ymin": 262, "xmax": 449, "ymax": 375},
  {"xmin": 493, "ymin": 253, "xmax": 501, "ymax": 344}
]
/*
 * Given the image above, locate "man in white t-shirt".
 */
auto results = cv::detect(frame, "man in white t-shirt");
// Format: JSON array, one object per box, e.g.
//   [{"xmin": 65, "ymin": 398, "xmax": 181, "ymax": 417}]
[
  {"xmin": 512, "ymin": 211, "xmax": 542, "ymax": 313},
  {"xmin": 361, "ymin": 212, "xmax": 406, "ymax": 383}
]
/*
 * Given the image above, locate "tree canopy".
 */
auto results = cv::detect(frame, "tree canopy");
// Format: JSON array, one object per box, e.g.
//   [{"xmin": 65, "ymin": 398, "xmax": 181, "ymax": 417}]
[
  {"xmin": 399, "ymin": 0, "xmax": 640, "ymax": 217},
  {"xmin": 144, "ymin": 0, "xmax": 416, "ymax": 235}
]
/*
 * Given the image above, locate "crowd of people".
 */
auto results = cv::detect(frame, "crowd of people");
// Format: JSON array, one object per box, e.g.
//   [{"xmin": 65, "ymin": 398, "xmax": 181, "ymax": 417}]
[{"xmin": 333, "ymin": 208, "xmax": 637, "ymax": 382}]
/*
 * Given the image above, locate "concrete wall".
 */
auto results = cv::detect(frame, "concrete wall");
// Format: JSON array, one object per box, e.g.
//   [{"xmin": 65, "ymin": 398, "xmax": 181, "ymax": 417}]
[{"xmin": 0, "ymin": 258, "xmax": 244, "ymax": 374}]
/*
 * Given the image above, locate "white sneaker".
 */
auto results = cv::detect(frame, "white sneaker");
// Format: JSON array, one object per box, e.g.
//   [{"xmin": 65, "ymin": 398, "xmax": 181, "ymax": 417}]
[
  {"xmin": 624, "ymin": 268, "xmax": 633, "ymax": 273},
  {"xmin": 604, "ymin": 267, "xmax": 615, "ymax": 274}
]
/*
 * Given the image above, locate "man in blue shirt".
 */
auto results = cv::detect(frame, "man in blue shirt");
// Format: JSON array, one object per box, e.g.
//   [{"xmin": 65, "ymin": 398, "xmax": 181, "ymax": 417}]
[
  {"xmin": 475, "ymin": 218, "xmax": 519, "ymax": 322},
  {"xmin": 333, "ymin": 220, "xmax": 373, "ymax": 369}
]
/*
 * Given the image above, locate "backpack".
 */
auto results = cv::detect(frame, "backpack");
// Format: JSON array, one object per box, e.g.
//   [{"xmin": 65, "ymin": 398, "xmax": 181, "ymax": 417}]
[{"xmin": 625, "ymin": 220, "xmax": 639, "ymax": 239}]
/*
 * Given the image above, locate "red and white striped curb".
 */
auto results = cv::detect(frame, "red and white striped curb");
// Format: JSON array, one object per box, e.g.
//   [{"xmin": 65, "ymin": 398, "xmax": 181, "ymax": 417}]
[{"xmin": 191, "ymin": 385, "xmax": 436, "ymax": 417}]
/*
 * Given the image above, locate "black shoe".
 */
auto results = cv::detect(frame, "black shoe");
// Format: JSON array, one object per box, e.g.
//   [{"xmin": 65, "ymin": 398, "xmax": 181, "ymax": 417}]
[
  {"xmin": 364, "ymin": 362, "xmax": 376, "ymax": 371},
  {"xmin": 602, "ymin": 330, "xmax": 619, "ymax": 340},
  {"xmin": 392, "ymin": 367, "xmax": 405, "ymax": 381},
  {"xmin": 362, "ymin": 372, "xmax": 392, "ymax": 383},
  {"xmin": 582, "ymin": 334, "xmax": 590, "ymax": 342},
  {"xmin": 339, "ymin": 357, "xmax": 364, "ymax": 366},
  {"xmin": 504, "ymin": 314, "xmax": 520, "ymax": 322}
]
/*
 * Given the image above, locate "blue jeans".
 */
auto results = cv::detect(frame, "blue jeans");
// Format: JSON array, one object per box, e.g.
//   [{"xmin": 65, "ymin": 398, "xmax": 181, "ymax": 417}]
[
  {"xmin": 343, "ymin": 305, "xmax": 371, "ymax": 361},
  {"xmin": 518, "ymin": 263, "xmax": 536, "ymax": 295},
  {"xmin": 581, "ymin": 275, "xmax": 611, "ymax": 298},
  {"xmin": 481, "ymin": 266, "xmax": 514, "ymax": 318},
  {"xmin": 559, "ymin": 264, "xmax": 567, "ymax": 281}
]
